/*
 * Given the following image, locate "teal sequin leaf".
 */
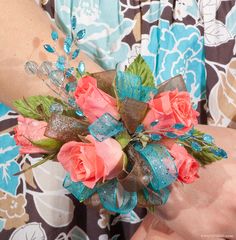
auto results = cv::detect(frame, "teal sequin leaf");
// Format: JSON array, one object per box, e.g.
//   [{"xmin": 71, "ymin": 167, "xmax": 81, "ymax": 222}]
[
  {"xmin": 77, "ymin": 29, "xmax": 86, "ymax": 40},
  {"xmin": 65, "ymin": 67, "xmax": 74, "ymax": 78},
  {"xmin": 191, "ymin": 141, "xmax": 202, "ymax": 152},
  {"xmin": 72, "ymin": 49, "xmax": 80, "ymax": 60},
  {"xmin": 165, "ymin": 132, "xmax": 178, "ymax": 139},
  {"xmin": 64, "ymin": 35, "xmax": 73, "ymax": 54},
  {"xmin": 203, "ymin": 134, "xmax": 214, "ymax": 144},
  {"xmin": 150, "ymin": 134, "xmax": 162, "ymax": 141},
  {"xmin": 44, "ymin": 44, "xmax": 55, "ymax": 53},
  {"xmin": 71, "ymin": 16, "xmax": 77, "ymax": 30},
  {"xmin": 51, "ymin": 31, "xmax": 58, "ymax": 41},
  {"xmin": 65, "ymin": 82, "xmax": 77, "ymax": 93},
  {"xmin": 77, "ymin": 61, "xmax": 85, "ymax": 75},
  {"xmin": 173, "ymin": 123, "xmax": 185, "ymax": 130}
]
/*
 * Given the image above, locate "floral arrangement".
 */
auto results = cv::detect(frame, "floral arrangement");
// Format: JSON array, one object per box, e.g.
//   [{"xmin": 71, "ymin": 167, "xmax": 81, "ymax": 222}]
[{"xmin": 13, "ymin": 16, "xmax": 227, "ymax": 214}]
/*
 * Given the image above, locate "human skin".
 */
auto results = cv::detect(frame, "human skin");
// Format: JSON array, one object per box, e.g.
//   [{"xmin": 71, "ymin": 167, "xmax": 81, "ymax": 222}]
[
  {"xmin": 132, "ymin": 124, "xmax": 236, "ymax": 240},
  {"xmin": 0, "ymin": 0, "xmax": 103, "ymax": 108}
]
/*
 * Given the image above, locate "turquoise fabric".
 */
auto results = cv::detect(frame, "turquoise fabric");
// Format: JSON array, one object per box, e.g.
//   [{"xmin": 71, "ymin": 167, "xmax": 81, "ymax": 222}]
[{"xmin": 55, "ymin": 0, "xmax": 206, "ymax": 108}]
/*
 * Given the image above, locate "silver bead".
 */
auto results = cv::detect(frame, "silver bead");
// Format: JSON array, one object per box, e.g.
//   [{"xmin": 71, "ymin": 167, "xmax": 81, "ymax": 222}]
[
  {"xmin": 49, "ymin": 103, "xmax": 64, "ymax": 114},
  {"xmin": 142, "ymin": 175, "xmax": 151, "ymax": 185}
]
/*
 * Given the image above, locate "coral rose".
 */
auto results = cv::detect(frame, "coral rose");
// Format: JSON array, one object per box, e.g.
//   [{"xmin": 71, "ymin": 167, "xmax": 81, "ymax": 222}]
[
  {"xmin": 169, "ymin": 143, "xmax": 200, "ymax": 183},
  {"xmin": 57, "ymin": 135, "xmax": 124, "ymax": 188},
  {"xmin": 143, "ymin": 89, "xmax": 199, "ymax": 135},
  {"xmin": 74, "ymin": 76, "xmax": 119, "ymax": 123},
  {"xmin": 14, "ymin": 116, "xmax": 48, "ymax": 154}
]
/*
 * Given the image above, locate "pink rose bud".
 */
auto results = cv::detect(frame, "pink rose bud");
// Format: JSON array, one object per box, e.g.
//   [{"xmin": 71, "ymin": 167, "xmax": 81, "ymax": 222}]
[
  {"xmin": 74, "ymin": 76, "xmax": 119, "ymax": 123},
  {"xmin": 143, "ymin": 89, "xmax": 199, "ymax": 135},
  {"xmin": 57, "ymin": 135, "xmax": 124, "ymax": 188},
  {"xmin": 14, "ymin": 116, "xmax": 49, "ymax": 154},
  {"xmin": 169, "ymin": 143, "xmax": 200, "ymax": 184}
]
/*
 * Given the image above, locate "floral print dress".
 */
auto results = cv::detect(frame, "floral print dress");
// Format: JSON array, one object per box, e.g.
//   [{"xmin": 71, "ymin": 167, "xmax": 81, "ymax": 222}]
[{"xmin": 1, "ymin": 0, "xmax": 236, "ymax": 239}]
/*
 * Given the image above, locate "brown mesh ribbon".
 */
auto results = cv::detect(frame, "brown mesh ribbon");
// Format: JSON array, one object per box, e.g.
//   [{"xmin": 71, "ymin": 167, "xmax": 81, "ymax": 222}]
[
  {"xmin": 118, "ymin": 145, "xmax": 152, "ymax": 192},
  {"xmin": 44, "ymin": 113, "xmax": 89, "ymax": 142}
]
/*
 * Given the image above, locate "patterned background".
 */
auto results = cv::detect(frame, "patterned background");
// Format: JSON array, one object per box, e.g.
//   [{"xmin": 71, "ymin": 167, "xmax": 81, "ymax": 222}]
[{"xmin": 0, "ymin": 0, "xmax": 236, "ymax": 239}]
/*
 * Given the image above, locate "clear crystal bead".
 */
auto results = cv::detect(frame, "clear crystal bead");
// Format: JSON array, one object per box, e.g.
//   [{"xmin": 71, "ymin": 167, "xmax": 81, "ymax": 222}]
[
  {"xmin": 49, "ymin": 70, "xmax": 64, "ymax": 87},
  {"xmin": 37, "ymin": 61, "xmax": 53, "ymax": 78},
  {"xmin": 24, "ymin": 61, "xmax": 38, "ymax": 75},
  {"xmin": 49, "ymin": 103, "xmax": 64, "ymax": 113},
  {"xmin": 142, "ymin": 175, "xmax": 151, "ymax": 185}
]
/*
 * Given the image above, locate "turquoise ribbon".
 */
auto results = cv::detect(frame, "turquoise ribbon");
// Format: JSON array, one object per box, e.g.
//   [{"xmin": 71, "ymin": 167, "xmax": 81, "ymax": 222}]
[
  {"xmin": 63, "ymin": 175, "xmax": 137, "ymax": 214},
  {"xmin": 135, "ymin": 143, "xmax": 177, "ymax": 202},
  {"xmin": 63, "ymin": 174, "xmax": 96, "ymax": 202},
  {"xmin": 97, "ymin": 179, "xmax": 137, "ymax": 214},
  {"xmin": 88, "ymin": 113, "xmax": 124, "ymax": 142},
  {"xmin": 116, "ymin": 71, "xmax": 158, "ymax": 102}
]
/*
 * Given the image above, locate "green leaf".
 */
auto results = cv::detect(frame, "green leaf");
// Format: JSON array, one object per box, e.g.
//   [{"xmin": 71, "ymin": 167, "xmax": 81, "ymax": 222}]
[
  {"xmin": 126, "ymin": 54, "xmax": 155, "ymax": 87},
  {"xmin": 31, "ymin": 138, "xmax": 63, "ymax": 152},
  {"xmin": 14, "ymin": 96, "xmax": 68, "ymax": 121},
  {"xmin": 116, "ymin": 130, "xmax": 131, "ymax": 149}
]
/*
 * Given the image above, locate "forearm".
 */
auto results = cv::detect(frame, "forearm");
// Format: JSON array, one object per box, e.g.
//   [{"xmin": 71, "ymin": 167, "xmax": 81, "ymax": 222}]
[{"xmin": 0, "ymin": 0, "xmax": 103, "ymax": 109}]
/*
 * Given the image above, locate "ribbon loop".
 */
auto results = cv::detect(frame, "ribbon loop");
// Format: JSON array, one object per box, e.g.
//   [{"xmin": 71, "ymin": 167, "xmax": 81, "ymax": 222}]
[
  {"xmin": 63, "ymin": 174, "xmax": 96, "ymax": 202},
  {"xmin": 97, "ymin": 179, "xmax": 137, "ymax": 214},
  {"xmin": 118, "ymin": 145, "xmax": 152, "ymax": 192},
  {"xmin": 135, "ymin": 143, "xmax": 178, "ymax": 191}
]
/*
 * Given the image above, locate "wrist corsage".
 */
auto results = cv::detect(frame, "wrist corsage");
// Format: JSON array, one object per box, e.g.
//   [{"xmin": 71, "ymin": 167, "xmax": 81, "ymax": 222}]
[{"xmin": 14, "ymin": 16, "xmax": 227, "ymax": 214}]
